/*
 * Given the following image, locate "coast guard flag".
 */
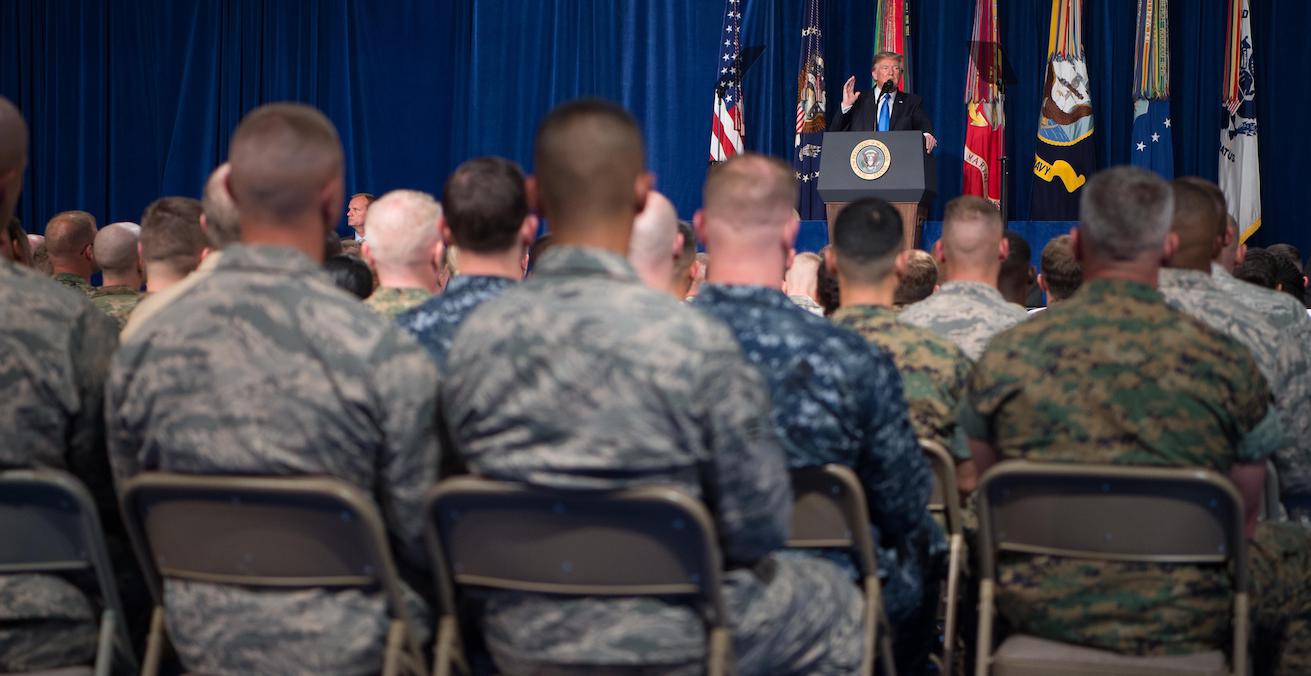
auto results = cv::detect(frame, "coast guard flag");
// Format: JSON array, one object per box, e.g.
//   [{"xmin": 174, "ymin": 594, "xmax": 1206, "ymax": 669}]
[
  {"xmin": 1030, "ymin": 0, "xmax": 1095, "ymax": 221},
  {"xmin": 872, "ymin": 0, "xmax": 910, "ymax": 90},
  {"xmin": 1130, "ymin": 0, "xmax": 1173, "ymax": 177},
  {"xmin": 793, "ymin": 0, "xmax": 826, "ymax": 219},
  {"xmin": 963, "ymin": 0, "xmax": 1004, "ymax": 207},
  {"xmin": 709, "ymin": 0, "xmax": 745, "ymax": 163},
  {"xmin": 1220, "ymin": 0, "xmax": 1261, "ymax": 242}
]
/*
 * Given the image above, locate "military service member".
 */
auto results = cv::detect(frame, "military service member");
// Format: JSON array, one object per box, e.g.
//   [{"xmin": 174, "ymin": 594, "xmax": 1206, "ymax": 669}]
[
  {"xmin": 399, "ymin": 157, "xmax": 535, "ymax": 367},
  {"xmin": 44, "ymin": 210, "xmax": 98, "ymax": 293},
  {"xmin": 692, "ymin": 155, "xmax": 936, "ymax": 673},
  {"xmin": 440, "ymin": 100, "xmax": 864, "ymax": 675},
  {"xmin": 893, "ymin": 248, "xmax": 938, "ymax": 307},
  {"xmin": 899, "ymin": 195, "xmax": 1028, "ymax": 359},
  {"xmin": 671, "ymin": 219, "xmax": 700, "ymax": 299},
  {"xmin": 627, "ymin": 190, "xmax": 682, "ymax": 296},
  {"xmin": 139, "ymin": 196, "xmax": 206, "ymax": 295},
  {"xmin": 106, "ymin": 103, "xmax": 441, "ymax": 675},
  {"xmin": 964, "ymin": 166, "xmax": 1311, "ymax": 672},
  {"xmin": 1037, "ymin": 234, "xmax": 1082, "ymax": 304},
  {"xmin": 360, "ymin": 189, "xmax": 442, "ymax": 317},
  {"xmin": 88, "ymin": 222, "xmax": 143, "ymax": 328}
]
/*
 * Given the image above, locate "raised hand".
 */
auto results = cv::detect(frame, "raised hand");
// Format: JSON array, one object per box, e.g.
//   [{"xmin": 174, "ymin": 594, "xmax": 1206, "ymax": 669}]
[{"xmin": 842, "ymin": 76, "xmax": 860, "ymax": 109}]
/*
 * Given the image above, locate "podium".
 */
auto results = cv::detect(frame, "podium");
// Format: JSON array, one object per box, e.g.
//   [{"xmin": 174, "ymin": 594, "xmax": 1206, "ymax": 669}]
[{"xmin": 817, "ymin": 131, "xmax": 936, "ymax": 249}]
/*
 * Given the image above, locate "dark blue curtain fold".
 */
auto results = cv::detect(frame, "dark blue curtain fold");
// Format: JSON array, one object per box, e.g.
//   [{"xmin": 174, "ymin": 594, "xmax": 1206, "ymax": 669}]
[{"xmin": 1, "ymin": 0, "xmax": 1307, "ymax": 248}]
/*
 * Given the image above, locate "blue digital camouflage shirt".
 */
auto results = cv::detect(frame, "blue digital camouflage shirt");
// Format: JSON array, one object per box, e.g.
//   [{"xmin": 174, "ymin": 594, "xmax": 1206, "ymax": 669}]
[{"xmin": 397, "ymin": 275, "xmax": 517, "ymax": 367}]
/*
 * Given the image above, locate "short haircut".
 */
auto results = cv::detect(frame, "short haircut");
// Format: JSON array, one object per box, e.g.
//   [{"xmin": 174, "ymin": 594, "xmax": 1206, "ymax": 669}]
[
  {"xmin": 1169, "ymin": 177, "xmax": 1226, "ymax": 267},
  {"xmin": 1079, "ymin": 166, "xmax": 1173, "ymax": 262},
  {"xmin": 831, "ymin": 197, "xmax": 903, "ymax": 283},
  {"xmin": 45, "ymin": 210, "xmax": 98, "ymax": 257},
  {"xmin": 1040, "ymin": 234, "xmax": 1082, "ymax": 301},
  {"xmin": 702, "ymin": 153, "xmax": 797, "ymax": 233},
  {"xmin": 871, "ymin": 51, "xmax": 903, "ymax": 69},
  {"xmin": 629, "ymin": 191, "xmax": 679, "ymax": 270},
  {"xmin": 92, "ymin": 222, "xmax": 141, "ymax": 274},
  {"xmin": 1271, "ymin": 250, "xmax": 1306, "ymax": 305},
  {"xmin": 816, "ymin": 247, "xmax": 840, "ymax": 315},
  {"xmin": 1000, "ymin": 230, "xmax": 1032, "ymax": 285},
  {"xmin": 1268, "ymin": 243, "xmax": 1303, "ymax": 273},
  {"xmin": 443, "ymin": 156, "xmax": 528, "ymax": 253},
  {"xmin": 527, "ymin": 233, "xmax": 555, "ymax": 272},
  {"xmin": 940, "ymin": 195, "xmax": 1003, "ymax": 264},
  {"xmin": 533, "ymin": 99, "xmax": 645, "ymax": 227},
  {"xmin": 350, "ymin": 192, "xmax": 376, "ymax": 205},
  {"xmin": 202, "ymin": 163, "xmax": 240, "ymax": 249},
  {"xmin": 672, "ymin": 219, "xmax": 697, "ymax": 278},
  {"xmin": 140, "ymin": 197, "xmax": 206, "ymax": 274},
  {"xmin": 895, "ymin": 249, "xmax": 938, "ymax": 305},
  {"xmin": 363, "ymin": 190, "xmax": 442, "ymax": 270},
  {"xmin": 1235, "ymin": 248, "xmax": 1277, "ymax": 289},
  {"xmin": 228, "ymin": 103, "xmax": 344, "ymax": 223},
  {"xmin": 323, "ymin": 254, "xmax": 373, "ymax": 300}
]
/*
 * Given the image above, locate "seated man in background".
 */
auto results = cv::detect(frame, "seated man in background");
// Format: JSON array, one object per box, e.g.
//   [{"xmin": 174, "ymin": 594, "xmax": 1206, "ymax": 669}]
[
  {"xmin": 893, "ymin": 248, "xmax": 938, "ymax": 308},
  {"xmin": 45, "ymin": 210, "xmax": 98, "ymax": 294},
  {"xmin": 670, "ymin": 219, "xmax": 700, "ymax": 299},
  {"xmin": 5, "ymin": 217, "xmax": 31, "ymax": 266},
  {"xmin": 965, "ymin": 166, "xmax": 1311, "ymax": 672},
  {"xmin": 324, "ymin": 253, "xmax": 375, "ymax": 299},
  {"xmin": 106, "ymin": 103, "xmax": 441, "ymax": 675},
  {"xmin": 998, "ymin": 229, "xmax": 1035, "ymax": 308},
  {"xmin": 1036, "ymin": 233, "xmax": 1081, "ymax": 305},
  {"xmin": 441, "ymin": 100, "xmax": 864, "ymax": 675},
  {"xmin": 693, "ymin": 154, "xmax": 936, "ymax": 673},
  {"xmin": 626, "ymin": 190, "xmax": 682, "ymax": 296},
  {"xmin": 361, "ymin": 189, "xmax": 443, "ymax": 317},
  {"xmin": 139, "ymin": 197, "xmax": 205, "ymax": 296},
  {"xmin": 88, "ymin": 222, "xmax": 144, "ymax": 329},
  {"xmin": 783, "ymin": 250, "xmax": 824, "ymax": 315},
  {"xmin": 399, "ymin": 156, "xmax": 535, "ymax": 368}
]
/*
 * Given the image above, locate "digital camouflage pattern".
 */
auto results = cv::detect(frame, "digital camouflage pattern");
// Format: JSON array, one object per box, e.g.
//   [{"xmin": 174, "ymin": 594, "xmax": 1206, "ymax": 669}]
[
  {"xmin": 0, "ymin": 258, "xmax": 118, "ymax": 671},
  {"xmin": 898, "ymin": 280, "xmax": 1029, "ymax": 360},
  {"xmin": 788, "ymin": 293, "xmax": 825, "ymax": 316},
  {"xmin": 106, "ymin": 244, "xmax": 441, "ymax": 675},
  {"xmin": 88, "ymin": 285, "xmax": 141, "ymax": 330},
  {"xmin": 832, "ymin": 304, "xmax": 973, "ymax": 461},
  {"xmin": 397, "ymin": 275, "xmax": 516, "ymax": 368},
  {"xmin": 442, "ymin": 247, "xmax": 864, "ymax": 675},
  {"xmin": 53, "ymin": 271, "xmax": 93, "ymax": 295},
  {"xmin": 364, "ymin": 286, "xmax": 431, "ymax": 318},
  {"xmin": 121, "ymin": 251, "xmax": 223, "ymax": 342},
  {"xmin": 962, "ymin": 278, "xmax": 1307, "ymax": 659}
]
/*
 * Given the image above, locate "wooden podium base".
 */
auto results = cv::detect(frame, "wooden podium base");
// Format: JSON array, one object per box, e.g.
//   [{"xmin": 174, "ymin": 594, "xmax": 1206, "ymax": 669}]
[{"xmin": 825, "ymin": 201, "xmax": 927, "ymax": 250}]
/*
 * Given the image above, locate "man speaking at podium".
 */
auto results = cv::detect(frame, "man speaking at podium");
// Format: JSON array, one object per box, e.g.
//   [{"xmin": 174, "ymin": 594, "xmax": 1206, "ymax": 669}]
[{"xmin": 830, "ymin": 51, "xmax": 937, "ymax": 153}]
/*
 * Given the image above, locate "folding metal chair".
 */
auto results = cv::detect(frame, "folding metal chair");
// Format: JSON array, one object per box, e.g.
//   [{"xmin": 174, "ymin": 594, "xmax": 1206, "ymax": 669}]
[
  {"xmin": 922, "ymin": 439, "xmax": 966, "ymax": 675},
  {"xmin": 119, "ymin": 473, "xmax": 428, "ymax": 676},
  {"xmin": 426, "ymin": 476, "xmax": 730, "ymax": 676},
  {"xmin": 975, "ymin": 462, "xmax": 1248, "ymax": 676},
  {"xmin": 787, "ymin": 464, "xmax": 897, "ymax": 676},
  {"xmin": 0, "ymin": 469, "xmax": 139, "ymax": 676}
]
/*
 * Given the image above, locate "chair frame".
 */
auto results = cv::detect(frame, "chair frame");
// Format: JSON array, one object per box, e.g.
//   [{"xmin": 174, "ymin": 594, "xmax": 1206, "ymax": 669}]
[
  {"xmin": 0, "ymin": 469, "xmax": 140, "ymax": 676},
  {"xmin": 922, "ymin": 439, "xmax": 966, "ymax": 675},
  {"xmin": 119, "ymin": 473, "xmax": 429, "ymax": 676},
  {"xmin": 787, "ymin": 464, "xmax": 898, "ymax": 676},
  {"xmin": 973, "ymin": 461, "xmax": 1249, "ymax": 676},
  {"xmin": 425, "ymin": 476, "xmax": 731, "ymax": 676}
]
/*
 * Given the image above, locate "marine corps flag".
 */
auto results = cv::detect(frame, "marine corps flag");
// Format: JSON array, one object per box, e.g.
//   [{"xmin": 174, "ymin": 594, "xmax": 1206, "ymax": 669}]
[
  {"xmin": 963, "ymin": 0, "xmax": 1003, "ymax": 208},
  {"xmin": 794, "ymin": 0, "xmax": 826, "ymax": 219},
  {"xmin": 872, "ymin": 0, "xmax": 909, "ymax": 90},
  {"xmin": 1030, "ymin": 0, "xmax": 1095, "ymax": 220},
  {"xmin": 1220, "ymin": 0, "xmax": 1261, "ymax": 242},
  {"xmin": 1130, "ymin": 0, "xmax": 1173, "ymax": 177}
]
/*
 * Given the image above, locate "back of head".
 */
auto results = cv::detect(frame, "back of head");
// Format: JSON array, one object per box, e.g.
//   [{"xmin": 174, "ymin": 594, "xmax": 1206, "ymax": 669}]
[
  {"xmin": 93, "ymin": 222, "xmax": 141, "ymax": 275},
  {"xmin": 444, "ymin": 156, "xmax": 529, "ymax": 253},
  {"xmin": 1235, "ymin": 247, "xmax": 1277, "ymax": 289},
  {"xmin": 1270, "ymin": 250, "xmax": 1306, "ymax": 305},
  {"xmin": 672, "ymin": 219, "xmax": 697, "ymax": 282},
  {"xmin": 141, "ymin": 197, "xmax": 206, "ymax": 275},
  {"xmin": 45, "ymin": 210, "xmax": 98, "ymax": 258},
  {"xmin": 323, "ymin": 254, "xmax": 374, "ymax": 300},
  {"xmin": 6, "ymin": 217, "xmax": 31, "ymax": 266},
  {"xmin": 202, "ymin": 162, "xmax": 241, "ymax": 249},
  {"xmin": 533, "ymin": 99, "xmax": 645, "ymax": 230},
  {"xmin": 1268, "ymin": 243, "xmax": 1303, "ymax": 273},
  {"xmin": 1167, "ymin": 177, "xmax": 1226, "ymax": 269},
  {"xmin": 228, "ymin": 103, "xmax": 344, "ymax": 228},
  {"xmin": 1078, "ymin": 166, "xmax": 1173, "ymax": 265},
  {"xmin": 0, "ymin": 97, "xmax": 28, "ymax": 232},
  {"xmin": 701, "ymin": 153, "xmax": 797, "ymax": 252},
  {"xmin": 940, "ymin": 195, "xmax": 1004, "ymax": 277},
  {"xmin": 1040, "ymin": 234, "xmax": 1082, "ymax": 302},
  {"xmin": 362, "ymin": 189, "xmax": 442, "ymax": 273},
  {"xmin": 784, "ymin": 252, "xmax": 822, "ymax": 298},
  {"xmin": 628, "ymin": 191, "xmax": 679, "ymax": 267},
  {"xmin": 527, "ymin": 233, "xmax": 555, "ymax": 272},
  {"xmin": 998, "ymin": 230, "xmax": 1033, "ymax": 303},
  {"xmin": 1218, "ymin": 214, "xmax": 1241, "ymax": 271},
  {"xmin": 831, "ymin": 197, "xmax": 903, "ymax": 285},
  {"xmin": 895, "ymin": 250, "xmax": 938, "ymax": 305}
]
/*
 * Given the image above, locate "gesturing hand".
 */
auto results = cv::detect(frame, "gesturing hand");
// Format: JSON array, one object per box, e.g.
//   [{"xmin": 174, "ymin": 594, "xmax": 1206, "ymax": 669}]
[{"xmin": 842, "ymin": 76, "xmax": 860, "ymax": 109}]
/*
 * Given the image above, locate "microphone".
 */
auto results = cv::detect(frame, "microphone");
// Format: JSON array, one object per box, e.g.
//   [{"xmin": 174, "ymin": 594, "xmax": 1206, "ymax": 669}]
[{"xmin": 880, "ymin": 79, "xmax": 897, "ymax": 96}]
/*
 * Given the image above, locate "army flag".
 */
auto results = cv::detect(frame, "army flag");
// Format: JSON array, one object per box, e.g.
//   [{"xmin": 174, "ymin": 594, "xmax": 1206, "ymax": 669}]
[
  {"xmin": 1220, "ymin": 0, "xmax": 1261, "ymax": 242},
  {"xmin": 1030, "ymin": 0, "xmax": 1094, "ymax": 220},
  {"xmin": 872, "ymin": 0, "xmax": 910, "ymax": 90},
  {"xmin": 1130, "ymin": 0, "xmax": 1173, "ymax": 177},
  {"xmin": 963, "ymin": 0, "xmax": 1004, "ymax": 208},
  {"xmin": 709, "ymin": 0, "xmax": 745, "ymax": 162},
  {"xmin": 793, "ymin": 0, "xmax": 827, "ymax": 219}
]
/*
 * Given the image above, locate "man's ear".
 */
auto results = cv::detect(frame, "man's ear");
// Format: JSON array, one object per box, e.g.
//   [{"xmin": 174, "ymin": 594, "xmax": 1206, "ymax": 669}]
[
  {"xmin": 634, "ymin": 171, "xmax": 654, "ymax": 214},
  {"xmin": 525, "ymin": 176, "xmax": 540, "ymax": 215},
  {"xmin": 440, "ymin": 217, "xmax": 454, "ymax": 246},
  {"xmin": 1037, "ymin": 273, "xmax": 1049, "ymax": 294},
  {"xmin": 519, "ymin": 214, "xmax": 539, "ymax": 249},
  {"xmin": 693, "ymin": 210, "xmax": 708, "ymax": 247},
  {"xmin": 823, "ymin": 246, "xmax": 837, "ymax": 275},
  {"xmin": 998, "ymin": 236, "xmax": 1010, "ymax": 262},
  {"xmin": 1236, "ymin": 243, "xmax": 1247, "ymax": 266},
  {"xmin": 1070, "ymin": 227, "xmax": 1086, "ymax": 264},
  {"xmin": 1161, "ymin": 232, "xmax": 1180, "ymax": 262},
  {"xmin": 893, "ymin": 249, "xmax": 910, "ymax": 280},
  {"xmin": 932, "ymin": 239, "xmax": 945, "ymax": 263},
  {"xmin": 360, "ymin": 241, "xmax": 376, "ymax": 268}
]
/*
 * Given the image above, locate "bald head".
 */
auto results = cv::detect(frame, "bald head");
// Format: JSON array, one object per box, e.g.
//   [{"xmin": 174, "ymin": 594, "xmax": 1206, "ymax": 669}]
[
  {"xmin": 93, "ymin": 222, "xmax": 142, "ymax": 286},
  {"xmin": 533, "ymin": 99, "xmax": 648, "ymax": 231},
  {"xmin": 1167, "ymin": 177, "xmax": 1227, "ymax": 271},
  {"xmin": 702, "ymin": 154, "xmax": 798, "ymax": 237},
  {"xmin": 628, "ymin": 191, "xmax": 680, "ymax": 292},
  {"xmin": 0, "ymin": 98, "xmax": 28, "ymax": 235},
  {"xmin": 362, "ymin": 189, "xmax": 442, "ymax": 279},
  {"xmin": 938, "ymin": 196, "xmax": 1005, "ymax": 281},
  {"xmin": 228, "ymin": 103, "xmax": 344, "ymax": 227},
  {"xmin": 202, "ymin": 163, "xmax": 240, "ymax": 249}
]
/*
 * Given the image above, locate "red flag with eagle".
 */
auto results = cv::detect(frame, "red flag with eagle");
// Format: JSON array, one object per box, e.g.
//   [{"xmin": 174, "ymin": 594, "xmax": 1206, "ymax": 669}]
[
  {"xmin": 963, "ymin": 0, "xmax": 1003, "ymax": 208},
  {"xmin": 709, "ymin": 0, "xmax": 745, "ymax": 162}
]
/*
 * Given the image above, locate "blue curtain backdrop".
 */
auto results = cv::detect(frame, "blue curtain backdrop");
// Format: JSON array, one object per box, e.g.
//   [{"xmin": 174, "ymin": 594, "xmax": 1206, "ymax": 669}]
[{"xmin": 2, "ymin": 0, "xmax": 1307, "ymax": 249}]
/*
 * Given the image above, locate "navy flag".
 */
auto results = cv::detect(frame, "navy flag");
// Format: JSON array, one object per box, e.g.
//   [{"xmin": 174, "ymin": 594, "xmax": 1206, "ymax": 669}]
[{"xmin": 1030, "ymin": 0, "xmax": 1095, "ymax": 221}]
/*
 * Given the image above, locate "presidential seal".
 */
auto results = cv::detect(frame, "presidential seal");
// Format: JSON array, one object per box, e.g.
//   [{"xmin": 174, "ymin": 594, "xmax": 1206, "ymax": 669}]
[{"xmin": 850, "ymin": 139, "xmax": 891, "ymax": 180}]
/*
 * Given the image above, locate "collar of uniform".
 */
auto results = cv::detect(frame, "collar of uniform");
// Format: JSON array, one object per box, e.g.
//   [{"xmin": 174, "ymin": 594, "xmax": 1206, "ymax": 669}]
[
  {"xmin": 1211, "ymin": 262, "xmax": 1236, "ymax": 280},
  {"xmin": 831, "ymin": 303, "xmax": 896, "ymax": 324},
  {"xmin": 532, "ymin": 246, "xmax": 640, "ymax": 282},
  {"xmin": 936, "ymin": 280, "xmax": 1007, "ymax": 303},
  {"xmin": 1159, "ymin": 267, "xmax": 1217, "ymax": 292},
  {"xmin": 443, "ymin": 274, "xmax": 517, "ymax": 295},
  {"xmin": 697, "ymin": 282, "xmax": 795, "ymax": 310},
  {"xmin": 1075, "ymin": 277, "xmax": 1165, "ymax": 304},
  {"xmin": 212, "ymin": 244, "xmax": 322, "ymax": 276},
  {"xmin": 90, "ymin": 284, "xmax": 140, "ymax": 297},
  {"xmin": 53, "ymin": 271, "xmax": 88, "ymax": 285}
]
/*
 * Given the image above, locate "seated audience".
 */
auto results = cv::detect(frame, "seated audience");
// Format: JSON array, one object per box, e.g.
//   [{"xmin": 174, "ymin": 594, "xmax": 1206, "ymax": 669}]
[
  {"xmin": 893, "ymin": 248, "xmax": 938, "ymax": 307},
  {"xmin": 1037, "ymin": 233, "xmax": 1081, "ymax": 304},
  {"xmin": 686, "ymin": 251, "xmax": 709, "ymax": 299},
  {"xmin": 998, "ymin": 229, "xmax": 1035, "ymax": 308},
  {"xmin": 964, "ymin": 165, "xmax": 1311, "ymax": 670},
  {"xmin": 44, "ymin": 210, "xmax": 98, "ymax": 294},
  {"xmin": 439, "ymin": 100, "xmax": 865, "ymax": 675},
  {"xmin": 399, "ymin": 156, "xmax": 535, "ymax": 367},
  {"xmin": 1235, "ymin": 247, "xmax": 1277, "ymax": 289},
  {"xmin": 1269, "ymin": 243, "xmax": 1302, "ymax": 272},
  {"xmin": 360, "ymin": 189, "xmax": 443, "ymax": 317},
  {"xmin": 5, "ymin": 217, "xmax": 31, "ymax": 267},
  {"xmin": 105, "ymin": 103, "xmax": 441, "ymax": 675},
  {"xmin": 783, "ymin": 251, "xmax": 824, "ymax": 315},
  {"xmin": 27, "ymin": 233, "xmax": 51, "ymax": 274},
  {"xmin": 324, "ymin": 253, "xmax": 374, "ymax": 299},
  {"xmin": 815, "ymin": 246, "xmax": 840, "ymax": 315},
  {"xmin": 626, "ymin": 190, "xmax": 682, "ymax": 296},
  {"xmin": 139, "ymin": 197, "xmax": 206, "ymax": 296},
  {"xmin": 1271, "ymin": 249, "xmax": 1307, "ymax": 307},
  {"xmin": 670, "ymin": 219, "xmax": 700, "ymax": 299},
  {"xmin": 692, "ymin": 154, "xmax": 934, "ymax": 673},
  {"xmin": 345, "ymin": 191, "xmax": 374, "ymax": 241},
  {"xmin": 88, "ymin": 222, "xmax": 144, "ymax": 328}
]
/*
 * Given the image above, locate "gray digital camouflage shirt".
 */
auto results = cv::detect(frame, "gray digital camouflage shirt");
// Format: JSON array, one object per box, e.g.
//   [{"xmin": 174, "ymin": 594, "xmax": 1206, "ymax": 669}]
[
  {"xmin": 441, "ymin": 246, "xmax": 864, "ymax": 675},
  {"xmin": 898, "ymin": 280, "xmax": 1029, "ymax": 360},
  {"xmin": 106, "ymin": 244, "xmax": 442, "ymax": 675}
]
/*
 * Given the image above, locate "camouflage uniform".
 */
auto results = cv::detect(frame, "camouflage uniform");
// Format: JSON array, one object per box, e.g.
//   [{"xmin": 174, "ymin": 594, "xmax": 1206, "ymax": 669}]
[
  {"xmin": 88, "ymin": 285, "xmax": 141, "ymax": 330},
  {"xmin": 832, "ymin": 304, "xmax": 973, "ymax": 461},
  {"xmin": 898, "ymin": 280, "xmax": 1029, "ymax": 360},
  {"xmin": 107, "ymin": 244, "xmax": 442, "ymax": 676},
  {"xmin": 442, "ymin": 247, "xmax": 865, "ymax": 675},
  {"xmin": 962, "ymin": 278, "xmax": 1311, "ymax": 671},
  {"xmin": 121, "ymin": 252, "xmax": 223, "ymax": 341},
  {"xmin": 364, "ymin": 286, "xmax": 431, "ymax": 318},
  {"xmin": 0, "ymin": 258, "xmax": 124, "ymax": 671},
  {"xmin": 788, "ymin": 293, "xmax": 825, "ymax": 316},
  {"xmin": 53, "ymin": 271, "xmax": 93, "ymax": 295},
  {"xmin": 396, "ymin": 275, "xmax": 516, "ymax": 367}
]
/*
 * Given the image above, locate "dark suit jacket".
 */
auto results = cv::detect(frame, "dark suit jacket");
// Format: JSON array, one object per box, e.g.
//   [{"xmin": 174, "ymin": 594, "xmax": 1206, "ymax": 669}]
[{"xmin": 829, "ymin": 88, "xmax": 934, "ymax": 135}]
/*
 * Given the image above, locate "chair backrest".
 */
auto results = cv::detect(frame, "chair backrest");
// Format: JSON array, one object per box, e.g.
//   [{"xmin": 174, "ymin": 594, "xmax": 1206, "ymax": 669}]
[
  {"xmin": 976, "ymin": 462, "xmax": 1246, "ymax": 590},
  {"xmin": 787, "ymin": 464, "xmax": 877, "ymax": 579},
  {"xmin": 921, "ymin": 440, "xmax": 962, "ymax": 536},
  {"xmin": 426, "ymin": 476, "xmax": 726, "ymax": 623}
]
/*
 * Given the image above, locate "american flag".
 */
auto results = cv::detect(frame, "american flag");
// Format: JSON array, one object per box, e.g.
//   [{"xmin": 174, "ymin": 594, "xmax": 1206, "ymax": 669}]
[{"xmin": 709, "ymin": 0, "xmax": 744, "ymax": 162}]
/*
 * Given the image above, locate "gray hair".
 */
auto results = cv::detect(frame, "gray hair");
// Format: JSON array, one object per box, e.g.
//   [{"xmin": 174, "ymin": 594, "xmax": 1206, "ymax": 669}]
[
  {"xmin": 1078, "ymin": 166, "xmax": 1173, "ymax": 262},
  {"xmin": 363, "ymin": 189, "xmax": 442, "ymax": 271}
]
